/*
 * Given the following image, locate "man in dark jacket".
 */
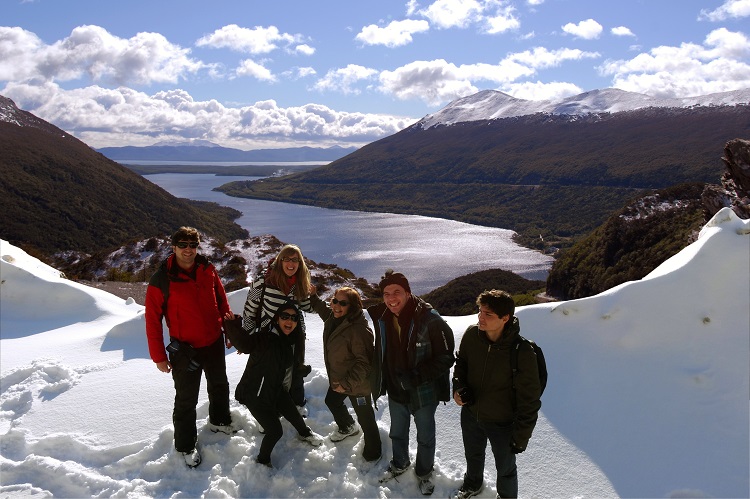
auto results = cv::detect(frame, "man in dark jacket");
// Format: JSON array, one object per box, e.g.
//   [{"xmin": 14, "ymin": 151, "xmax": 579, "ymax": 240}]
[
  {"xmin": 451, "ymin": 290, "xmax": 542, "ymax": 499},
  {"xmin": 145, "ymin": 227, "xmax": 235, "ymax": 469},
  {"xmin": 367, "ymin": 270, "xmax": 455, "ymax": 496}
]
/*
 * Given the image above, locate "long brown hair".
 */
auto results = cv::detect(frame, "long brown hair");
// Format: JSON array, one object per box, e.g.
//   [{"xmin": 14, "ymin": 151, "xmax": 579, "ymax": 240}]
[{"xmin": 266, "ymin": 244, "xmax": 311, "ymax": 301}]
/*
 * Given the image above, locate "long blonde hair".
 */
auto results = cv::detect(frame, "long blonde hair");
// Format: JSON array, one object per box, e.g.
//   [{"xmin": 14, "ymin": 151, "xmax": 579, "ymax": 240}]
[{"xmin": 266, "ymin": 244, "xmax": 311, "ymax": 300}]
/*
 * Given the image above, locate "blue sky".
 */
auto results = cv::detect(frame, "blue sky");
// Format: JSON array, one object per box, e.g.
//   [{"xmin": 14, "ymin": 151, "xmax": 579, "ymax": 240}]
[{"xmin": 2, "ymin": 0, "xmax": 749, "ymax": 149}]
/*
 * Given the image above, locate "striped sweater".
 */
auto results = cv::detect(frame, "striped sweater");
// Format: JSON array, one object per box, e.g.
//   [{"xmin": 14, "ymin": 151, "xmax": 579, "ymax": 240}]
[{"xmin": 241, "ymin": 274, "xmax": 313, "ymax": 333}]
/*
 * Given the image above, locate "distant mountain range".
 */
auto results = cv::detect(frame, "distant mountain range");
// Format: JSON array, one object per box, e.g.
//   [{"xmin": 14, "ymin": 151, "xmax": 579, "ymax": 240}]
[
  {"xmin": 97, "ymin": 142, "xmax": 358, "ymax": 163},
  {"xmin": 418, "ymin": 87, "xmax": 750, "ymax": 128}
]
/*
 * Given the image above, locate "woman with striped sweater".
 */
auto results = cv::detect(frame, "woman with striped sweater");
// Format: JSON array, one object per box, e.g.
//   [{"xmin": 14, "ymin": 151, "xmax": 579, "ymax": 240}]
[{"xmin": 241, "ymin": 244, "xmax": 314, "ymax": 414}]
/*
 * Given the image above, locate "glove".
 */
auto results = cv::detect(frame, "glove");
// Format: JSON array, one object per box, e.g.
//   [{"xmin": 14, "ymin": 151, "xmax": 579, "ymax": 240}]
[
  {"xmin": 298, "ymin": 364, "xmax": 312, "ymax": 377},
  {"xmin": 510, "ymin": 442, "xmax": 525, "ymax": 454},
  {"xmin": 457, "ymin": 387, "xmax": 474, "ymax": 406}
]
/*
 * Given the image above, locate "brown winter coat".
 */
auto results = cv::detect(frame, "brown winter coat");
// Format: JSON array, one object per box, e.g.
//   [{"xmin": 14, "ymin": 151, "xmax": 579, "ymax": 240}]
[{"xmin": 311, "ymin": 295, "xmax": 375, "ymax": 397}]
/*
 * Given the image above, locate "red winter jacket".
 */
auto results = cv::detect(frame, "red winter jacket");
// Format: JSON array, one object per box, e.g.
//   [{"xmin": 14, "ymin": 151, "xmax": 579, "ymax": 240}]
[{"xmin": 145, "ymin": 254, "xmax": 230, "ymax": 364}]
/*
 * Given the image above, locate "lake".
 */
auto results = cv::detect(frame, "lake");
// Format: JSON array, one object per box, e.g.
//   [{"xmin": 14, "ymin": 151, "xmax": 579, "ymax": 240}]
[{"xmin": 147, "ymin": 173, "xmax": 553, "ymax": 294}]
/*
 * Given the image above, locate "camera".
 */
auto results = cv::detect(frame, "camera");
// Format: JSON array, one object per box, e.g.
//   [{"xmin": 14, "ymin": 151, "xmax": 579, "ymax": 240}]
[
  {"xmin": 166, "ymin": 339, "xmax": 180, "ymax": 354},
  {"xmin": 166, "ymin": 339, "xmax": 200, "ymax": 372}
]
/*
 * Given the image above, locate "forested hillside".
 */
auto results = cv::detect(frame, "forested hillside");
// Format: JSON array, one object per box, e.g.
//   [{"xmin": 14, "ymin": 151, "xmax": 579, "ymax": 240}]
[{"xmin": 0, "ymin": 97, "xmax": 247, "ymax": 257}]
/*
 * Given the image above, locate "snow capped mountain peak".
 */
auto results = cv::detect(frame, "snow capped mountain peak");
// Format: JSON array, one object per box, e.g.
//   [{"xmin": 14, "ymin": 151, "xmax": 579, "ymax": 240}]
[{"xmin": 418, "ymin": 87, "xmax": 750, "ymax": 129}]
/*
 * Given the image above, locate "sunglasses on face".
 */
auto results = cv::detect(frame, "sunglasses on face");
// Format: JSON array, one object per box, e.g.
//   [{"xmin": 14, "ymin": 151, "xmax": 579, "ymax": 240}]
[
  {"xmin": 279, "ymin": 312, "xmax": 299, "ymax": 322},
  {"xmin": 281, "ymin": 257, "xmax": 300, "ymax": 263},
  {"xmin": 331, "ymin": 298, "xmax": 349, "ymax": 307},
  {"xmin": 175, "ymin": 242, "xmax": 199, "ymax": 249}
]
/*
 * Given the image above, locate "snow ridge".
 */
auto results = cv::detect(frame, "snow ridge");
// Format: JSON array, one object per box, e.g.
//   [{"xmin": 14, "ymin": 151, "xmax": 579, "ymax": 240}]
[{"xmin": 418, "ymin": 87, "xmax": 750, "ymax": 128}]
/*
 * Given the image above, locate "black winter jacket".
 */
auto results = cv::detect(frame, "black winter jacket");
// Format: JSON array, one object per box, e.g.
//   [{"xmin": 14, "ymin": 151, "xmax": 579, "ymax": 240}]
[
  {"xmin": 234, "ymin": 325, "xmax": 299, "ymax": 408},
  {"xmin": 452, "ymin": 318, "xmax": 541, "ymax": 449},
  {"xmin": 367, "ymin": 296, "xmax": 455, "ymax": 411}
]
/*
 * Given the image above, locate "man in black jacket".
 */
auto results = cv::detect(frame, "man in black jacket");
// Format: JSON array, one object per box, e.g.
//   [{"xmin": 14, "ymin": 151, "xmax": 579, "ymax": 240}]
[{"xmin": 451, "ymin": 290, "xmax": 542, "ymax": 499}]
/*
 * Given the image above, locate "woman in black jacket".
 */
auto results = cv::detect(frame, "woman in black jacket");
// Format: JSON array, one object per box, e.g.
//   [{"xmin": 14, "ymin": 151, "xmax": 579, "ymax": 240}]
[{"xmin": 235, "ymin": 300, "xmax": 324, "ymax": 467}]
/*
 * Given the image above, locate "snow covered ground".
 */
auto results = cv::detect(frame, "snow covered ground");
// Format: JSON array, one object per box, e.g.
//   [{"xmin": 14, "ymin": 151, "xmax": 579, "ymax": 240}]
[{"xmin": 1, "ymin": 208, "xmax": 748, "ymax": 498}]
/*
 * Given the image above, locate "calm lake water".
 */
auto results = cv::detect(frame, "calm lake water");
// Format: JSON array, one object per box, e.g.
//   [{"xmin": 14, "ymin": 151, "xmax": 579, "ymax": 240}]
[{"xmin": 147, "ymin": 173, "xmax": 553, "ymax": 294}]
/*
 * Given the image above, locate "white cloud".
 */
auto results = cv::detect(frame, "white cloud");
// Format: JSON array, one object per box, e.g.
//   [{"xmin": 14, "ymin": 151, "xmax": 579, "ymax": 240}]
[
  {"xmin": 611, "ymin": 26, "xmax": 635, "ymax": 37},
  {"xmin": 293, "ymin": 44, "xmax": 315, "ymax": 56},
  {"xmin": 599, "ymin": 28, "xmax": 750, "ymax": 97},
  {"xmin": 0, "ymin": 27, "xmax": 45, "ymax": 82},
  {"xmin": 699, "ymin": 0, "xmax": 750, "ymax": 21},
  {"xmin": 313, "ymin": 64, "xmax": 379, "ymax": 94},
  {"xmin": 0, "ymin": 25, "xmax": 205, "ymax": 86},
  {"xmin": 484, "ymin": 7, "xmax": 521, "ymax": 34},
  {"xmin": 527, "ymin": 0, "xmax": 544, "ymax": 4},
  {"xmin": 235, "ymin": 59, "xmax": 276, "ymax": 82},
  {"xmin": 377, "ymin": 47, "xmax": 598, "ymax": 105},
  {"xmin": 1, "ymin": 81, "xmax": 415, "ymax": 148},
  {"xmin": 562, "ymin": 19, "xmax": 603, "ymax": 40},
  {"xmin": 195, "ymin": 24, "xmax": 300, "ymax": 54},
  {"xmin": 355, "ymin": 19, "xmax": 430, "ymax": 47},
  {"xmin": 419, "ymin": 0, "xmax": 484, "ymax": 29},
  {"xmin": 406, "ymin": 0, "xmax": 420, "ymax": 16},
  {"xmin": 291, "ymin": 66, "xmax": 317, "ymax": 79},
  {"xmin": 503, "ymin": 80, "xmax": 583, "ymax": 100},
  {"xmin": 379, "ymin": 59, "xmax": 478, "ymax": 105}
]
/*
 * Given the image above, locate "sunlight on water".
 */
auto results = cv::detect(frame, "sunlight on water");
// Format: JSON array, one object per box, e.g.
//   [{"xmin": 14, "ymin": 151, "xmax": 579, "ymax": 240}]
[{"xmin": 147, "ymin": 173, "xmax": 553, "ymax": 293}]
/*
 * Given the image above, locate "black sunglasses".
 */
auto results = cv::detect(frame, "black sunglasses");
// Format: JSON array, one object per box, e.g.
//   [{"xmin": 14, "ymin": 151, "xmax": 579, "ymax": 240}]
[
  {"xmin": 175, "ymin": 242, "xmax": 199, "ymax": 249},
  {"xmin": 279, "ymin": 312, "xmax": 299, "ymax": 322},
  {"xmin": 331, "ymin": 298, "xmax": 349, "ymax": 307}
]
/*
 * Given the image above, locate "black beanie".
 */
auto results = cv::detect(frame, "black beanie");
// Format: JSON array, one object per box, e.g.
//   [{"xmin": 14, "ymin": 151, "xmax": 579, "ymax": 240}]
[{"xmin": 379, "ymin": 269, "xmax": 411, "ymax": 293}]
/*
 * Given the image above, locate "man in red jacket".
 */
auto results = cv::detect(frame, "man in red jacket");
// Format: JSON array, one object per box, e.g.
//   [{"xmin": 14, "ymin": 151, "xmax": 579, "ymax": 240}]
[{"xmin": 145, "ymin": 226, "xmax": 235, "ymax": 468}]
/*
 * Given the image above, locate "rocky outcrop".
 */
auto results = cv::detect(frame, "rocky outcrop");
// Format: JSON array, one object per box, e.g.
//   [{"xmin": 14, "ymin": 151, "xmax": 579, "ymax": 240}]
[{"xmin": 702, "ymin": 138, "xmax": 750, "ymax": 220}]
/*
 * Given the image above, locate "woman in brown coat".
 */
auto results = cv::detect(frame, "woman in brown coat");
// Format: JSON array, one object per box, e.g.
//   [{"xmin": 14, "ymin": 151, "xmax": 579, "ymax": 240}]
[{"xmin": 310, "ymin": 286, "xmax": 382, "ymax": 462}]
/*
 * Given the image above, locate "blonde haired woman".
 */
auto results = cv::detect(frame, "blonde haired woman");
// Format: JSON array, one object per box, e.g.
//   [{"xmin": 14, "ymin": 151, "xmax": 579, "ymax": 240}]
[{"xmin": 242, "ymin": 244, "xmax": 314, "ymax": 413}]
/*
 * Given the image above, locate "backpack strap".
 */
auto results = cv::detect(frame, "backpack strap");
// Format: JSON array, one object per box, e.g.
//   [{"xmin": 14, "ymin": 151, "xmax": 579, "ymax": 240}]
[{"xmin": 148, "ymin": 261, "xmax": 171, "ymax": 325}]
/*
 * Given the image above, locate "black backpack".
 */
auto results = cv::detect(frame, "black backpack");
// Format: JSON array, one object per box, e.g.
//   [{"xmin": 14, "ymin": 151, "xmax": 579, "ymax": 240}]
[{"xmin": 511, "ymin": 335, "xmax": 547, "ymax": 396}]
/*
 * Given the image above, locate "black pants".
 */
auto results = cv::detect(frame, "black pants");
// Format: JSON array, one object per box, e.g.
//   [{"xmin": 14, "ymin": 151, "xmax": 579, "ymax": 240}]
[
  {"xmin": 248, "ymin": 390, "xmax": 310, "ymax": 464},
  {"xmin": 170, "ymin": 336, "xmax": 231, "ymax": 452},
  {"xmin": 325, "ymin": 388, "xmax": 382, "ymax": 461},
  {"xmin": 460, "ymin": 406, "xmax": 517, "ymax": 498}
]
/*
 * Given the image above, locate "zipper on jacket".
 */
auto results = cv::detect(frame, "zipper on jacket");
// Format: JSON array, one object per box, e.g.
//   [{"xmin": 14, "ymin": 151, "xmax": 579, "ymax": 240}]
[
  {"xmin": 475, "ymin": 344, "xmax": 493, "ymax": 421},
  {"xmin": 257, "ymin": 376, "xmax": 265, "ymax": 397}
]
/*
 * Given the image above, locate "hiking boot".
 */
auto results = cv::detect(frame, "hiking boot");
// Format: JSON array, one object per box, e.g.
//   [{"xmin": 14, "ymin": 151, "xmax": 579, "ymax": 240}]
[
  {"xmin": 255, "ymin": 456, "xmax": 273, "ymax": 468},
  {"xmin": 297, "ymin": 429, "xmax": 324, "ymax": 446},
  {"xmin": 330, "ymin": 422, "xmax": 360, "ymax": 442},
  {"xmin": 450, "ymin": 482, "xmax": 483, "ymax": 499},
  {"xmin": 418, "ymin": 474, "xmax": 435, "ymax": 496},
  {"xmin": 181, "ymin": 447, "xmax": 201, "ymax": 468},
  {"xmin": 378, "ymin": 460, "xmax": 410, "ymax": 483},
  {"xmin": 208, "ymin": 421, "xmax": 239, "ymax": 435}
]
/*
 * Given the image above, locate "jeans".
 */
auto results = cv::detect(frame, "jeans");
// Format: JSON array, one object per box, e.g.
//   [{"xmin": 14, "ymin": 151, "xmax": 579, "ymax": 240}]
[
  {"xmin": 171, "ymin": 336, "xmax": 231, "ymax": 452},
  {"xmin": 388, "ymin": 398, "xmax": 438, "ymax": 477},
  {"xmin": 325, "ymin": 388, "xmax": 382, "ymax": 461},
  {"xmin": 460, "ymin": 406, "xmax": 517, "ymax": 498}
]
